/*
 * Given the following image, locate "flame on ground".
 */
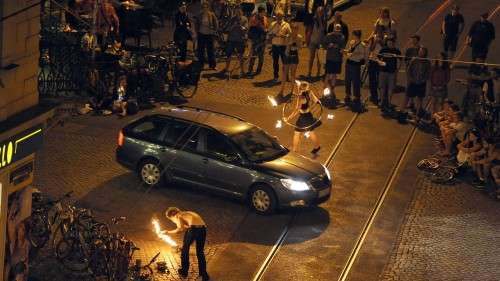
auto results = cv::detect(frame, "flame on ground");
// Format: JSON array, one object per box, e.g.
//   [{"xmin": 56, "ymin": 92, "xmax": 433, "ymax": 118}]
[{"xmin": 152, "ymin": 219, "xmax": 178, "ymax": 247}]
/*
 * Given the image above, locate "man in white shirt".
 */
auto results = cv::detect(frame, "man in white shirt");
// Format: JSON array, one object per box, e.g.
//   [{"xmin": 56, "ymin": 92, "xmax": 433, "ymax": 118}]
[
  {"xmin": 166, "ymin": 207, "xmax": 209, "ymax": 281},
  {"xmin": 268, "ymin": 10, "xmax": 291, "ymax": 81}
]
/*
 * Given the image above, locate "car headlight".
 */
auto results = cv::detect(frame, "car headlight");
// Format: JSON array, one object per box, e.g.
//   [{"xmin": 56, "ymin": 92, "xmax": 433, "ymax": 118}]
[
  {"xmin": 323, "ymin": 165, "xmax": 331, "ymax": 181},
  {"xmin": 280, "ymin": 178, "xmax": 310, "ymax": 191}
]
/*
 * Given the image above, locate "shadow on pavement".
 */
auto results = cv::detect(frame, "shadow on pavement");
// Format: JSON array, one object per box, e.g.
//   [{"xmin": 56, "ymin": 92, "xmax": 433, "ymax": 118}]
[
  {"xmin": 228, "ymin": 207, "xmax": 330, "ymax": 246},
  {"xmin": 253, "ymin": 79, "xmax": 281, "ymax": 88}
]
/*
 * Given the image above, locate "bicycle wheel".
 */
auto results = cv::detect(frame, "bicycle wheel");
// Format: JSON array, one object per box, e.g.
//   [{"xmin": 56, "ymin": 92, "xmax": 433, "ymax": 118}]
[
  {"xmin": 430, "ymin": 167, "xmax": 455, "ymax": 184},
  {"xmin": 28, "ymin": 213, "xmax": 50, "ymax": 249},
  {"xmin": 55, "ymin": 237, "xmax": 90, "ymax": 272}
]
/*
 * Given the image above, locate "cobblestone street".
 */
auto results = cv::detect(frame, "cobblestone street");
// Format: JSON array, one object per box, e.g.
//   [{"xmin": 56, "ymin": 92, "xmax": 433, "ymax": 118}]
[
  {"xmin": 25, "ymin": 0, "xmax": 500, "ymax": 280},
  {"xmin": 381, "ymin": 176, "xmax": 500, "ymax": 281}
]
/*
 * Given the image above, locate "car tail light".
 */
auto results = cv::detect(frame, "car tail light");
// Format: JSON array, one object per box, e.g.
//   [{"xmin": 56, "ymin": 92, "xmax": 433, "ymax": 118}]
[{"xmin": 118, "ymin": 130, "xmax": 124, "ymax": 147}]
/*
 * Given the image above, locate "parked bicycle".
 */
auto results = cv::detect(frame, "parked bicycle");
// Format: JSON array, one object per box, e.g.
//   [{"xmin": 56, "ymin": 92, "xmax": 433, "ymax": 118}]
[{"xmin": 28, "ymin": 190, "xmax": 74, "ymax": 249}]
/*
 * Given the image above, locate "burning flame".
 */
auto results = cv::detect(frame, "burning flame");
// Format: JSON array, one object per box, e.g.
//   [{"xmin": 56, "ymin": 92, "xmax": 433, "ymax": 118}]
[
  {"xmin": 268, "ymin": 96, "xmax": 278, "ymax": 107},
  {"xmin": 152, "ymin": 219, "xmax": 178, "ymax": 247},
  {"xmin": 323, "ymin": 88, "xmax": 331, "ymax": 96},
  {"xmin": 327, "ymin": 114, "xmax": 334, "ymax": 120},
  {"xmin": 275, "ymin": 120, "xmax": 282, "ymax": 128}
]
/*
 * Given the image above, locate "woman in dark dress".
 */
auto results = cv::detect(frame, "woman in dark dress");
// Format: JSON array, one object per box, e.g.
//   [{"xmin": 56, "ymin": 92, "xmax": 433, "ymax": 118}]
[{"xmin": 284, "ymin": 81, "xmax": 322, "ymax": 154}]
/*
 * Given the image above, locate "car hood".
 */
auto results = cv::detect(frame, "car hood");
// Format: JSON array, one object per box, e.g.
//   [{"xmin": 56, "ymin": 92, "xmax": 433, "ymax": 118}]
[{"xmin": 254, "ymin": 152, "xmax": 325, "ymax": 180}]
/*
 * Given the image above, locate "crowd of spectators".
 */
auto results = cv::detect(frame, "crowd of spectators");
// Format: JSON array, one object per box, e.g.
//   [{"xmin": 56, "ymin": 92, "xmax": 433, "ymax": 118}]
[{"xmin": 64, "ymin": 1, "xmax": 499, "ymax": 192}]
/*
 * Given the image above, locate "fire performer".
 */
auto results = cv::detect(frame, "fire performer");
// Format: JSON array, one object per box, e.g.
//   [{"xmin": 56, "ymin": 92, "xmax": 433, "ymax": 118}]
[{"xmin": 165, "ymin": 207, "xmax": 210, "ymax": 281}]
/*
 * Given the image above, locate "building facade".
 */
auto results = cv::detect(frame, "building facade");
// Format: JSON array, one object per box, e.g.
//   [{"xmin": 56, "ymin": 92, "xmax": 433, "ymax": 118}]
[{"xmin": 0, "ymin": 0, "xmax": 55, "ymax": 279}]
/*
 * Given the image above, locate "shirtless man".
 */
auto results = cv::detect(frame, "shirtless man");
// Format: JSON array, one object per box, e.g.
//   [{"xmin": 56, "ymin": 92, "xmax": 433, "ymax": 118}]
[{"xmin": 165, "ymin": 207, "xmax": 210, "ymax": 281}]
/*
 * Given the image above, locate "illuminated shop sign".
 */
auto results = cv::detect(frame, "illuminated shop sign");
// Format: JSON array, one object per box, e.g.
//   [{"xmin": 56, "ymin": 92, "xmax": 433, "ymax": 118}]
[{"xmin": 0, "ymin": 124, "xmax": 43, "ymax": 170}]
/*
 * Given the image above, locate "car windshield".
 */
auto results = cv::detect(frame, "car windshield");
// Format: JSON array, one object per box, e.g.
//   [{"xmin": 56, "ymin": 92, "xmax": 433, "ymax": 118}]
[{"xmin": 231, "ymin": 127, "xmax": 288, "ymax": 162}]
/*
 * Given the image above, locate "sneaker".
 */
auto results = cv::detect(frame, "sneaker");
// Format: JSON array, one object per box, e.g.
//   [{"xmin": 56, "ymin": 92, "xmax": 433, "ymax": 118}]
[
  {"xmin": 472, "ymin": 179, "xmax": 486, "ymax": 189},
  {"xmin": 178, "ymin": 268, "xmax": 188, "ymax": 278}
]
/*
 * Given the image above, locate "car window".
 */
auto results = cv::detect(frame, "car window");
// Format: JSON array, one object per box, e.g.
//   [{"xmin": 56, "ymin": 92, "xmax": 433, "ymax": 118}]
[
  {"xmin": 163, "ymin": 120, "xmax": 200, "ymax": 152},
  {"xmin": 231, "ymin": 127, "xmax": 288, "ymax": 162},
  {"xmin": 130, "ymin": 118, "xmax": 165, "ymax": 142},
  {"xmin": 205, "ymin": 130, "xmax": 239, "ymax": 162}
]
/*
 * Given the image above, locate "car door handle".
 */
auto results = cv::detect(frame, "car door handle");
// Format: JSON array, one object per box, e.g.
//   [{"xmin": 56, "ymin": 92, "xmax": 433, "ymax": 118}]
[{"xmin": 202, "ymin": 158, "xmax": 209, "ymax": 164}]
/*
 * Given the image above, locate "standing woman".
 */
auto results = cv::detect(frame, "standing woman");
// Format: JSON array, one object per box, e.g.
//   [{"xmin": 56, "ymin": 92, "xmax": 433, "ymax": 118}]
[
  {"xmin": 303, "ymin": 0, "xmax": 326, "ymax": 45},
  {"xmin": 307, "ymin": 6, "xmax": 326, "ymax": 78},
  {"xmin": 429, "ymin": 52, "xmax": 451, "ymax": 114},
  {"xmin": 374, "ymin": 7, "xmax": 397, "ymax": 40},
  {"xmin": 284, "ymin": 81, "xmax": 322, "ymax": 154},
  {"xmin": 282, "ymin": 22, "xmax": 303, "ymax": 94}
]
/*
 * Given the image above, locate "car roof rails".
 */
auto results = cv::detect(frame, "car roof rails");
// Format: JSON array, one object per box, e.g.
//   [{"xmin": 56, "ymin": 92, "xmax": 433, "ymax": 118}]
[{"xmin": 175, "ymin": 105, "xmax": 245, "ymax": 122}]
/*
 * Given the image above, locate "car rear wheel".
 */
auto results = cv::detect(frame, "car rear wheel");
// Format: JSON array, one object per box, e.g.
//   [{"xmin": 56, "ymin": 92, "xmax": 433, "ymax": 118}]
[
  {"xmin": 139, "ymin": 159, "xmax": 163, "ymax": 186},
  {"xmin": 249, "ymin": 185, "xmax": 277, "ymax": 215}
]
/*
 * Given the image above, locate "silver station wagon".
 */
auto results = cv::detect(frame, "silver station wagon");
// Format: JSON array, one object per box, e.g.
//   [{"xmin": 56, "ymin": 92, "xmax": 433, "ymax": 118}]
[{"xmin": 116, "ymin": 106, "xmax": 331, "ymax": 214}]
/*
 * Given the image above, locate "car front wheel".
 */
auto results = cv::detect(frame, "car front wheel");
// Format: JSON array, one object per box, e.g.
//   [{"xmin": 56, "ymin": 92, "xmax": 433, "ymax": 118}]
[
  {"xmin": 139, "ymin": 159, "xmax": 163, "ymax": 186},
  {"xmin": 249, "ymin": 185, "xmax": 277, "ymax": 215}
]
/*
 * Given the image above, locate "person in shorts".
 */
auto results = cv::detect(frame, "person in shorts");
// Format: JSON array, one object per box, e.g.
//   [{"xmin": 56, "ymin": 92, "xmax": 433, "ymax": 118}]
[
  {"xmin": 429, "ymin": 52, "xmax": 451, "ymax": 114},
  {"xmin": 405, "ymin": 47, "xmax": 431, "ymax": 118},
  {"xmin": 323, "ymin": 23, "xmax": 345, "ymax": 102}
]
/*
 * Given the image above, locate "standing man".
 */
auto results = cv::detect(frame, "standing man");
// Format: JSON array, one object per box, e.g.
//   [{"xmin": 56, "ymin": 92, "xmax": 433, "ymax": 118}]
[
  {"xmin": 222, "ymin": 7, "xmax": 248, "ymax": 78},
  {"xmin": 323, "ymin": 23, "xmax": 346, "ymax": 105},
  {"xmin": 404, "ymin": 35, "xmax": 422, "ymax": 66},
  {"xmin": 405, "ymin": 47, "xmax": 431, "ymax": 118},
  {"xmin": 195, "ymin": 2, "xmax": 218, "ymax": 70},
  {"xmin": 378, "ymin": 38, "xmax": 401, "ymax": 112},
  {"xmin": 165, "ymin": 207, "xmax": 210, "ymax": 281},
  {"xmin": 441, "ymin": 5, "xmax": 465, "ymax": 60},
  {"xmin": 467, "ymin": 12, "xmax": 495, "ymax": 60},
  {"xmin": 174, "ymin": 2, "xmax": 193, "ymax": 62},
  {"xmin": 344, "ymin": 30, "xmax": 367, "ymax": 112},
  {"xmin": 248, "ymin": 6, "xmax": 269, "ymax": 76},
  {"xmin": 268, "ymin": 10, "xmax": 291, "ymax": 82}
]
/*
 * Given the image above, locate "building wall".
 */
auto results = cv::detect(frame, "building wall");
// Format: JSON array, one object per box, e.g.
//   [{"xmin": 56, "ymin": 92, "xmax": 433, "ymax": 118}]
[{"xmin": 0, "ymin": 0, "xmax": 41, "ymax": 122}]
